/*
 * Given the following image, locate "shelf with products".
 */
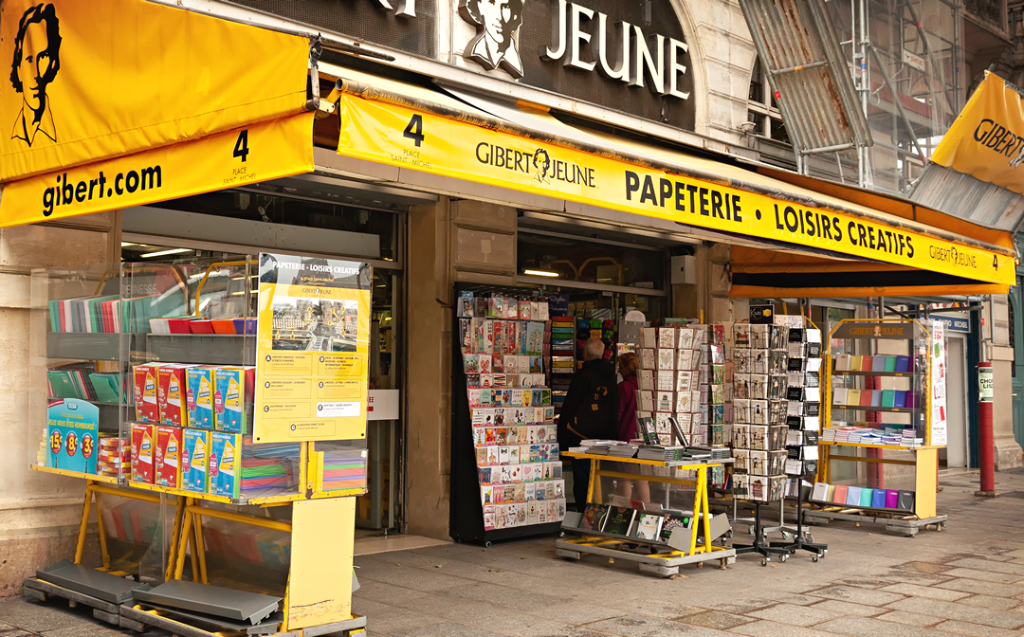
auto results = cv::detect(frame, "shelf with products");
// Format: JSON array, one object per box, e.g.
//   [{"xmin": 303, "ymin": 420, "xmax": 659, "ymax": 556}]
[
  {"xmin": 27, "ymin": 252, "xmax": 375, "ymax": 635},
  {"xmin": 814, "ymin": 318, "xmax": 948, "ymax": 533}
]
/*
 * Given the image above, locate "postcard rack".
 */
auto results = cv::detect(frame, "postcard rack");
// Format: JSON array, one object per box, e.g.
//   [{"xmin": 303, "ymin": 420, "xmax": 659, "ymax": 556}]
[
  {"xmin": 806, "ymin": 319, "xmax": 948, "ymax": 537},
  {"xmin": 555, "ymin": 453, "xmax": 736, "ymax": 578}
]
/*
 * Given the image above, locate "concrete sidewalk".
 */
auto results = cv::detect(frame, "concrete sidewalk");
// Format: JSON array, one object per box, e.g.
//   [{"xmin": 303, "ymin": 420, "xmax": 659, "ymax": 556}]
[
  {"xmin": 3, "ymin": 470, "xmax": 1024, "ymax": 636},
  {"xmin": 350, "ymin": 469, "xmax": 1024, "ymax": 637}
]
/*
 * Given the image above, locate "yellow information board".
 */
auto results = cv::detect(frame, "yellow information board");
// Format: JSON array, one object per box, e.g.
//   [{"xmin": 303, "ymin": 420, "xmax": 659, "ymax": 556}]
[
  {"xmin": 253, "ymin": 253, "xmax": 372, "ymax": 444},
  {"xmin": 338, "ymin": 94, "xmax": 1014, "ymax": 286}
]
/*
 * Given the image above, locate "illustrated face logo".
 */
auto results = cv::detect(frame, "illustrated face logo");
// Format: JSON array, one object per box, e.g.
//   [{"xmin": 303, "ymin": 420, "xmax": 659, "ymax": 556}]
[
  {"xmin": 10, "ymin": 3, "xmax": 62, "ymax": 147},
  {"xmin": 459, "ymin": 0, "xmax": 526, "ymax": 78}
]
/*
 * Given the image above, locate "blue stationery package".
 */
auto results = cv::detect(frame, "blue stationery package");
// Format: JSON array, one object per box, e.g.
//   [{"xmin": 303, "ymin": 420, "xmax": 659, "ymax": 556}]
[
  {"xmin": 186, "ymin": 367, "xmax": 215, "ymax": 430},
  {"xmin": 871, "ymin": 488, "xmax": 886, "ymax": 508},
  {"xmin": 181, "ymin": 429, "xmax": 210, "ymax": 493},
  {"xmin": 214, "ymin": 367, "xmax": 246, "ymax": 433},
  {"xmin": 209, "ymin": 432, "xmax": 241, "ymax": 498},
  {"xmin": 47, "ymin": 399, "xmax": 99, "ymax": 474}
]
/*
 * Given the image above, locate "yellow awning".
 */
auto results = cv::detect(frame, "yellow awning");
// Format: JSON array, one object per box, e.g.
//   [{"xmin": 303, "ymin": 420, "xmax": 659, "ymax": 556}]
[
  {"xmin": 0, "ymin": 0, "xmax": 315, "ymax": 227},
  {"xmin": 328, "ymin": 68, "xmax": 1016, "ymax": 288}
]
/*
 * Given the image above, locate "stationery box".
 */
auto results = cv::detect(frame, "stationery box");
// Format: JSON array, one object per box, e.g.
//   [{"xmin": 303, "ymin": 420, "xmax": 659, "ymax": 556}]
[
  {"xmin": 214, "ymin": 366, "xmax": 254, "ymax": 433},
  {"xmin": 209, "ymin": 432, "xmax": 242, "ymax": 498},
  {"xmin": 46, "ymin": 399, "xmax": 99, "ymax": 474},
  {"xmin": 155, "ymin": 426, "xmax": 183, "ymax": 488},
  {"xmin": 158, "ymin": 364, "xmax": 191, "ymax": 427},
  {"xmin": 186, "ymin": 367, "xmax": 216, "ymax": 430},
  {"xmin": 130, "ymin": 423, "xmax": 156, "ymax": 484},
  {"xmin": 181, "ymin": 429, "xmax": 211, "ymax": 493},
  {"xmin": 871, "ymin": 488, "xmax": 886, "ymax": 508},
  {"xmin": 133, "ymin": 363, "xmax": 161, "ymax": 423},
  {"xmin": 885, "ymin": 489, "xmax": 900, "ymax": 508}
]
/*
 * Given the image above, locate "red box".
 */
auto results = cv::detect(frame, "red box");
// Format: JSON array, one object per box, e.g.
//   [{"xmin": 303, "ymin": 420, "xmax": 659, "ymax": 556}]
[
  {"xmin": 133, "ymin": 364, "xmax": 160, "ymax": 423},
  {"xmin": 155, "ymin": 426, "xmax": 183, "ymax": 488},
  {"xmin": 130, "ymin": 423, "xmax": 155, "ymax": 484},
  {"xmin": 158, "ymin": 364, "xmax": 189, "ymax": 427}
]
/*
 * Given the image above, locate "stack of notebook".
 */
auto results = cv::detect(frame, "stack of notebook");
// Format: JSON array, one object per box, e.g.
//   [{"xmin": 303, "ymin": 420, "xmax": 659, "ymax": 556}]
[
  {"xmin": 47, "ymin": 364, "xmax": 123, "ymax": 403},
  {"xmin": 240, "ymin": 442, "xmax": 300, "ymax": 492},
  {"xmin": 319, "ymin": 448, "xmax": 368, "ymax": 491}
]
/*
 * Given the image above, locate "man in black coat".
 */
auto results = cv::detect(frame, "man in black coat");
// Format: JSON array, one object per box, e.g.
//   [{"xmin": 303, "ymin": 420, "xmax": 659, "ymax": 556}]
[{"xmin": 558, "ymin": 337, "xmax": 619, "ymax": 510}]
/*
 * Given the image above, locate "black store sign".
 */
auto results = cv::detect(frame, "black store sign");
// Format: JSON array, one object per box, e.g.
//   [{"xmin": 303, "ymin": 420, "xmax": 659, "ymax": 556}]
[{"xmin": 227, "ymin": 0, "xmax": 695, "ymax": 132}]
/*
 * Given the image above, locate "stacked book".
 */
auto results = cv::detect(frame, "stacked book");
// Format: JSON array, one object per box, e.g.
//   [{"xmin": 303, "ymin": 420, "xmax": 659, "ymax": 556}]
[
  {"xmin": 240, "ymin": 442, "xmax": 300, "ymax": 492},
  {"xmin": 549, "ymin": 316, "xmax": 575, "ymax": 419},
  {"xmin": 608, "ymin": 443, "xmax": 638, "ymax": 458},
  {"xmin": 50, "ymin": 292, "xmax": 185, "ymax": 334},
  {"xmin": 47, "ymin": 363, "xmax": 123, "ymax": 403},
  {"xmin": 319, "ymin": 448, "xmax": 368, "ymax": 491}
]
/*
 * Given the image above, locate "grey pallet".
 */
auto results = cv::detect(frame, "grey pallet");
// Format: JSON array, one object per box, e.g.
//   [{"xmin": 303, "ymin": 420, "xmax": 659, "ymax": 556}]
[
  {"xmin": 23, "ymin": 577, "xmax": 122, "ymax": 626},
  {"xmin": 133, "ymin": 579, "xmax": 280, "ymax": 624},
  {"xmin": 120, "ymin": 604, "xmax": 366, "ymax": 637},
  {"xmin": 37, "ymin": 560, "xmax": 146, "ymax": 604},
  {"xmin": 554, "ymin": 539, "xmax": 736, "ymax": 577},
  {"xmin": 803, "ymin": 509, "xmax": 947, "ymax": 536}
]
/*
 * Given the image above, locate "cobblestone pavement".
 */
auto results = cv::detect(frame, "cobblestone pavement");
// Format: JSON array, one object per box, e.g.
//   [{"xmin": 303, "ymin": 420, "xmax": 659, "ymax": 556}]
[{"xmin": 3, "ymin": 470, "xmax": 1024, "ymax": 636}]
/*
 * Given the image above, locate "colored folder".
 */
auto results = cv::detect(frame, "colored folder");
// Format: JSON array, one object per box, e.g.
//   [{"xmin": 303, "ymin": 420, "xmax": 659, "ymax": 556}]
[
  {"xmin": 883, "ymin": 356, "xmax": 897, "ymax": 372},
  {"xmin": 871, "ymin": 489, "xmax": 886, "ymax": 508},
  {"xmin": 885, "ymin": 489, "xmax": 899, "ymax": 508},
  {"xmin": 860, "ymin": 488, "xmax": 874, "ymax": 507},
  {"xmin": 882, "ymin": 390, "xmax": 896, "ymax": 408},
  {"xmin": 895, "ymin": 356, "xmax": 910, "ymax": 373},
  {"xmin": 833, "ymin": 485, "xmax": 849, "ymax": 504},
  {"xmin": 846, "ymin": 486, "xmax": 863, "ymax": 506}
]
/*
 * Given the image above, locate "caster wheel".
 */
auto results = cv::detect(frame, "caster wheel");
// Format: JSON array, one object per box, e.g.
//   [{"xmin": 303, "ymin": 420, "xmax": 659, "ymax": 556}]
[
  {"xmin": 806, "ymin": 534, "xmax": 814, "ymax": 543},
  {"xmin": 761, "ymin": 559, "xmax": 768, "ymax": 567},
  {"xmin": 812, "ymin": 555, "xmax": 819, "ymax": 563},
  {"xmin": 697, "ymin": 562, "xmax": 704, "ymax": 569},
  {"xmin": 559, "ymin": 532, "xmax": 565, "ymax": 538},
  {"xmin": 781, "ymin": 532, "xmax": 792, "ymax": 541},
  {"xmin": 817, "ymin": 551, "xmax": 825, "ymax": 559},
  {"xmin": 780, "ymin": 554, "xmax": 788, "ymax": 563},
  {"xmin": 484, "ymin": 541, "xmax": 492, "ymax": 548}
]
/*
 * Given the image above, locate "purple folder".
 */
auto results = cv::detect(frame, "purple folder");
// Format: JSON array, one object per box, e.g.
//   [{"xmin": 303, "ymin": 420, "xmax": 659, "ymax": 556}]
[{"xmin": 885, "ymin": 489, "xmax": 899, "ymax": 508}]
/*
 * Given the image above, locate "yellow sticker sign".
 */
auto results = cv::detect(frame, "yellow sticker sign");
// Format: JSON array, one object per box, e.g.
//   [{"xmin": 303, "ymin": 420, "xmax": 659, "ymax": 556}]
[
  {"xmin": 0, "ymin": 113, "xmax": 315, "ymax": 228},
  {"xmin": 932, "ymin": 71, "xmax": 1024, "ymax": 195},
  {"xmin": 338, "ymin": 94, "xmax": 1015, "ymax": 285},
  {"xmin": 254, "ymin": 253, "xmax": 373, "ymax": 444},
  {"xmin": 0, "ymin": 0, "xmax": 309, "ymax": 184}
]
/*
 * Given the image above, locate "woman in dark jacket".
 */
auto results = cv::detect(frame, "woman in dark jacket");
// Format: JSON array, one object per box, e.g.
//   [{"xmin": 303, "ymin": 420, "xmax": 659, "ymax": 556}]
[{"xmin": 616, "ymin": 352, "xmax": 650, "ymax": 502}]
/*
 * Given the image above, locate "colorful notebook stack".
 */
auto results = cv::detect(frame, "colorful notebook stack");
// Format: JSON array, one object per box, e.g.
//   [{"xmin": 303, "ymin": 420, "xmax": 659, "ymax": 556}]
[
  {"xmin": 47, "ymin": 364, "xmax": 123, "ymax": 403},
  {"xmin": 812, "ymin": 481, "xmax": 915, "ymax": 512},
  {"xmin": 548, "ymin": 315, "xmax": 575, "ymax": 419},
  {"xmin": 49, "ymin": 292, "xmax": 185, "ymax": 333},
  {"xmin": 241, "ymin": 442, "xmax": 300, "ymax": 493},
  {"xmin": 318, "ymin": 449, "xmax": 368, "ymax": 491}
]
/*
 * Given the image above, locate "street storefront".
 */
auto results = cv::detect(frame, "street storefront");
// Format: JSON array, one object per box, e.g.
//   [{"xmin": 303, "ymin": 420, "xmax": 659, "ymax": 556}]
[{"xmin": 0, "ymin": 0, "xmax": 1021, "ymax": 631}]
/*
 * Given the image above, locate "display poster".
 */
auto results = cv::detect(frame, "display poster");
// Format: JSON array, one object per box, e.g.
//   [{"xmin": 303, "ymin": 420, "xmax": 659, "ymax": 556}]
[
  {"xmin": 930, "ymin": 321, "xmax": 948, "ymax": 446},
  {"xmin": 46, "ymin": 398, "xmax": 98, "ymax": 473},
  {"xmin": 254, "ymin": 253, "xmax": 372, "ymax": 443}
]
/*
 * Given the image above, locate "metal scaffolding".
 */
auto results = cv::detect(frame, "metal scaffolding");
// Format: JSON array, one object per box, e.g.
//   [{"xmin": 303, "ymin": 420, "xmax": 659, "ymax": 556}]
[{"xmin": 825, "ymin": 0, "xmax": 964, "ymax": 193}]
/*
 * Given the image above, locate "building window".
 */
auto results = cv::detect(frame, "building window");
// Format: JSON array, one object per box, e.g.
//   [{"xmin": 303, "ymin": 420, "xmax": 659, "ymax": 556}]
[{"xmin": 748, "ymin": 59, "xmax": 789, "ymax": 145}]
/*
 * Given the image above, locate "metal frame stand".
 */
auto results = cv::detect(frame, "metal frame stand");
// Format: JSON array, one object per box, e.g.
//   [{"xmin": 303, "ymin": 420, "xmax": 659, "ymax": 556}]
[
  {"xmin": 731, "ymin": 501, "xmax": 792, "ymax": 566},
  {"xmin": 770, "ymin": 481, "xmax": 828, "ymax": 561}
]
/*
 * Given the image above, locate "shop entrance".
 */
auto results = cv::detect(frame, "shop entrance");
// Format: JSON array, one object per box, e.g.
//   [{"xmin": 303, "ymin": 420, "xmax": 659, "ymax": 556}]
[{"xmin": 120, "ymin": 179, "xmax": 416, "ymax": 534}]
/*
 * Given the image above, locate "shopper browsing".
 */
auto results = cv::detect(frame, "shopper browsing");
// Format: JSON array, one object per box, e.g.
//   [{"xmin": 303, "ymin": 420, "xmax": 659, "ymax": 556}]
[
  {"xmin": 558, "ymin": 337, "xmax": 619, "ymax": 510},
  {"xmin": 615, "ymin": 352, "xmax": 651, "ymax": 502}
]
